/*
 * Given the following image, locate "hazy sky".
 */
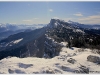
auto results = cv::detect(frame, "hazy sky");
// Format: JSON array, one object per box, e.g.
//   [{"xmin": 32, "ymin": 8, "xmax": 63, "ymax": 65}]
[{"xmin": 0, "ymin": 2, "xmax": 100, "ymax": 24}]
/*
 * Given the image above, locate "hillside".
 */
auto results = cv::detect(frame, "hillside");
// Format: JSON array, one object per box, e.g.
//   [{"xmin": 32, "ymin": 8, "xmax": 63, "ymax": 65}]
[{"xmin": 0, "ymin": 19, "xmax": 100, "ymax": 60}]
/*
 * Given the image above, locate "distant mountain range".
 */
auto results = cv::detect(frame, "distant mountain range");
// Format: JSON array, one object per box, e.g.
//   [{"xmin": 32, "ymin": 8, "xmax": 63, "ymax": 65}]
[
  {"xmin": 68, "ymin": 20, "xmax": 100, "ymax": 29},
  {"xmin": 0, "ymin": 23, "xmax": 47, "ymax": 32},
  {"xmin": 0, "ymin": 23, "xmax": 47, "ymax": 41}
]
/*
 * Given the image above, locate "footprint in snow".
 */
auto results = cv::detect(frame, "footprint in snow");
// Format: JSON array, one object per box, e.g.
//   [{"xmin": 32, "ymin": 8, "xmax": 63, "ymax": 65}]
[
  {"xmin": 18, "ymin": 63, "xmax": 33, "ymax": 69},
  {"xmin": 8, "ymin": 69, "xmax": 26, "ymax": 74}
]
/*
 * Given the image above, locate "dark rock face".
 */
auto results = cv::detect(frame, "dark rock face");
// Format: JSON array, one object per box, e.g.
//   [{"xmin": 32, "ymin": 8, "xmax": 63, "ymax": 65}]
[
  {"xmin": 87, "ymin": 55, "xmax": 100, "ymax": 64},
  {"xmin": 67, "ymin": 58, "xmax": 76, "ymax": 64},
  {"xmin": 79, "ymin": 65, "xmax": 89, "ymax": 74},
  {"xmin": 74, "ymin": 65, "xmax": 89, "ymax": 74},
  {"xmin": 26, "ymin": 33, "xmax": 45, "ymax": 58},
  {"xmin": 42, "ymin": 67, "xmax": 55, "ymax": 74},
  {"xmin": 43, "ymin": 19, "xmax": 66, "ymax": 58},
  {"xmin": 61, "ymin": 65, "xmax": 74, "ymax": 72},
  {"xmin": 44, "ymin": 35, "xmax": 62, "ymax": 58}
]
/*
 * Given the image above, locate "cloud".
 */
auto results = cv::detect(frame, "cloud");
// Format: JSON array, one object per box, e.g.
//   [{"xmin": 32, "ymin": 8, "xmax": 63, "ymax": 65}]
[
  {"xmin": 9, "ymin": 23, "xmax": 16, "ymax": 24},
  {"xmin": 53, "ymin": 17, "xmax": 59, "ymax": 19},
  {"xmin": 79, "ymin": 15, "xmax": 100, "ymax": 20},
  {"xmin": 73, "ymin": 13, "xmax": 83, "ymax": 16},
  {"xmin": 22, "ymin": 20, "xmax": 32, "ymax": 22},
  {"xmin": 49, "ymin": 9, "xmax": 53, "ymax": 12},
  {"xmin": 23, "ymin": 18, "xmax": 39, "ymax": 22},
  {"xmin": 78, "ymin": 14, "xmax": 100, "ymax": 24},
  {"xmin": 63, "ymin": 18, "xmax": 73, "ymax": 21},
  {"xmin": 34, "ymin": 18, "xmax": 39, "ymax": 20}
]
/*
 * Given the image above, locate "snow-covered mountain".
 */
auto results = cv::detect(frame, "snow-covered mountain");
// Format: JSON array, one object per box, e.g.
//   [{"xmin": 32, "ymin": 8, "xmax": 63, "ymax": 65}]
[
  {"xmin": 0, "ymin": 19, "xmax": 100, "ymax": 56},
  {"xmin": 68, "ymin": 20, "xmax": 80, "ymax": 25},
  {"xmin": 68, "ymin": 20, "xmax": 100, "ymax": 29},
  {"xmin": 0, "ymin": 19, "xmax": 100, "ymax": 59},
  {"xmin": 0, "ymin": 19, "xmax": 100, "ymax": 74}
]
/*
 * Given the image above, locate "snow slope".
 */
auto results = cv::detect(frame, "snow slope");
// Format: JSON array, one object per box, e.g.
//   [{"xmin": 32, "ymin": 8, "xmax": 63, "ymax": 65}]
[
  {"xmin": 13, "ymin": 38, "xmax": 23, "ymax": 44},
  {"xmin": 0, "ymin": 46, "xmax": 100, "ymax": 74}
]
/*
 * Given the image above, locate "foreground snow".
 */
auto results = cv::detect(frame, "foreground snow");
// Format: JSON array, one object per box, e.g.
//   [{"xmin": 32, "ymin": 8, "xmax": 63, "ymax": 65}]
[{"xmin": 0, "ymin": 47, "xmax": 100, "ymax": 74}]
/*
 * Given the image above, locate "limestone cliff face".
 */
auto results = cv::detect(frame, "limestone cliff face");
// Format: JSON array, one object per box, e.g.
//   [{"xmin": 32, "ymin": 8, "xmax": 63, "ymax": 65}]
[{"xmin": 43, "ymin": 19, "xmax": 64, "ymax": 58}]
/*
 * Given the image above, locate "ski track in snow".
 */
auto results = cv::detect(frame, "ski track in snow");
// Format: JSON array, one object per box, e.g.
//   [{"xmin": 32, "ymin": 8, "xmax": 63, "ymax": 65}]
[{"xmin": 0, "ymin": 44, "xmax": 100, "ymax": 74}]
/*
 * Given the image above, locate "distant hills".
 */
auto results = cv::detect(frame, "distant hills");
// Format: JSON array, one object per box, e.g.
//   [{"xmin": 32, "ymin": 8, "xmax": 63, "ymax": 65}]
[{"xmin": 0, "ymin": 23, "xmax": 47, "ymax": 41}]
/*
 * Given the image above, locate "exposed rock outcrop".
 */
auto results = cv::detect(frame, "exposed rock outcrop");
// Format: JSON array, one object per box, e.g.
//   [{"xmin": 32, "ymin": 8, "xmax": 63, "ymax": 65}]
[
  {"xmin": 87, "ymin": 55, "xmax": 100, "ymax": 64},
  {"xmin": 67, "ymin": 58, "xmax": 76, "ymax": 64}
]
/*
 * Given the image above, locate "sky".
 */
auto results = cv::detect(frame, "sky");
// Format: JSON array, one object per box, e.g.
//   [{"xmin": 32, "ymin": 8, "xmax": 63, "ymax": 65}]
[{"xmin": 0, "ymin": 2, "xmax": 100, "ymax": 24}]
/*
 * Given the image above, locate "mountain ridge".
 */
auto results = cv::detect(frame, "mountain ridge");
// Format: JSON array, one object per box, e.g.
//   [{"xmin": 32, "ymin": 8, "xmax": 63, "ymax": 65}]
[{"xmin": 0, "ymin": 19, "xmax": 100, "ymax": 60}]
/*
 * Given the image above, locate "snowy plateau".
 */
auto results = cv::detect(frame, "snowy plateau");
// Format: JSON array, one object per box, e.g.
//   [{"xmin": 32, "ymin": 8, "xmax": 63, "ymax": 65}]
[{"xmin": 0, "ymin": 42, "xmax": 100, "ymax": 74}]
